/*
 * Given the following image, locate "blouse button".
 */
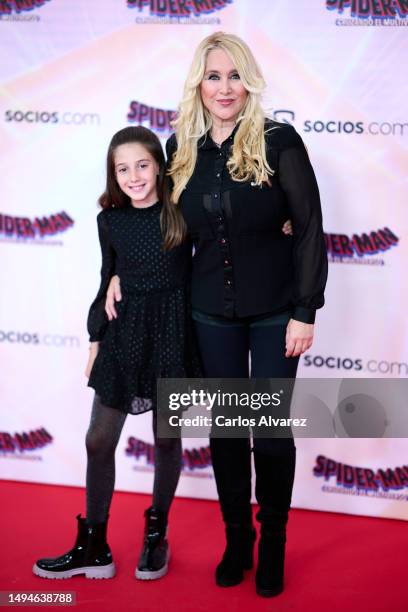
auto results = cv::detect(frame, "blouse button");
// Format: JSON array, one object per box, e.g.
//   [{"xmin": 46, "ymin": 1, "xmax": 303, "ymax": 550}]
[
  {"xmin": 216, "ymin": 173, "xmax": 221, "ymax": 178},
  {"xmin": 214, "ymin": 194, "xmax": 218, "ymax": 198},
  {"xmin": 220, "ymin": 238, "xmax": 226, "ymax": 244},
  {"xmin": 224, "ymin": 260, "xmax": 229, "ymax": 265}
]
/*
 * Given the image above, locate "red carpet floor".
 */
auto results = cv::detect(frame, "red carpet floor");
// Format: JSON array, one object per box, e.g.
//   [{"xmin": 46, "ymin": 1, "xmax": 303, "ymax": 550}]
[{"xmin": 0, "ymin": 480, "xmax": 406, "ymax": 612}]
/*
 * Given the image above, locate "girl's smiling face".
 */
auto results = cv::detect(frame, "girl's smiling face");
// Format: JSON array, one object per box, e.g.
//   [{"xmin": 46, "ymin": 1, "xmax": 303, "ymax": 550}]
[
  {"xmin": 114, "ymin": 143, "xmax": 159, "ymax": 208},
  {"xmin": 200, "ymin": 48, "xmax": 248, "ymax": 125}
]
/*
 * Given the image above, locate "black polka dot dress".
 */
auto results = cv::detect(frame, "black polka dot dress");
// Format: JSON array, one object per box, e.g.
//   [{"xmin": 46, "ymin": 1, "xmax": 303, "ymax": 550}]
[{"xmin": 87, "ymin": 201, "xmax": 202, "ymax": 415}]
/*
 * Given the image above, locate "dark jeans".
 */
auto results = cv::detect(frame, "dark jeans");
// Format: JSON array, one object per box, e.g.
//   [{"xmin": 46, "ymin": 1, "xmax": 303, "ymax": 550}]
[{"xmin": 193, "ymin": 311, "xmax": 299, "ymax": 524}]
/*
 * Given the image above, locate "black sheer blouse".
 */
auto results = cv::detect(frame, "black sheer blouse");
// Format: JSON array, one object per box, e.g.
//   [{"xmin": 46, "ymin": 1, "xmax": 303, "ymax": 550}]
[{"xmin": 165, "ymin": 120, "xmax": 328, "ymax": 324}]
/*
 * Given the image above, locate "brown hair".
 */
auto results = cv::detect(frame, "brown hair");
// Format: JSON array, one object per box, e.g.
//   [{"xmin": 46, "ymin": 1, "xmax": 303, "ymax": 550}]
[{"xmin": 99, "ymin": 126, "xmax": 186, "ymax": 250}]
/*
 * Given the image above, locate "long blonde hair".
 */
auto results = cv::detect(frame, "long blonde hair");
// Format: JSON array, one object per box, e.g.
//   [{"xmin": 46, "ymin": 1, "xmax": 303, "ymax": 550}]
[{"xmin": 167, "ymin": 32, "xmax": 274, "ymax": 204}]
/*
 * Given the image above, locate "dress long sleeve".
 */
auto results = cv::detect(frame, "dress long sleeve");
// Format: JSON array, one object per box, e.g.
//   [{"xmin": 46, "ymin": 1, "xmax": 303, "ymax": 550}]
[
  {"xmin": 278, "ymin": 130, "xmax": 328, "ymax": 324},
  {"xmin": 87, "ymin": 211, "xmax": 116, "ymax": 342}
]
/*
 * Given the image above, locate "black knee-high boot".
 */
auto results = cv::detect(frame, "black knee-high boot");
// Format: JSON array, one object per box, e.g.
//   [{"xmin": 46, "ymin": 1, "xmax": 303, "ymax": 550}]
[
  {"xmin": 254, "ymin": 446, "xmax": 296, "ymax": 597},
  {"xmin": 210, "ymin": 437, "xmax": 256, "ymax": 587}
]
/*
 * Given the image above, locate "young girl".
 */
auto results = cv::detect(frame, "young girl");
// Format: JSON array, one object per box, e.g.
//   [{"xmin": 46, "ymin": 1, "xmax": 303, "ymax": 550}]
[{"xmin": 33, "ymin": 126, "xmax": 201, "ymax": 581}]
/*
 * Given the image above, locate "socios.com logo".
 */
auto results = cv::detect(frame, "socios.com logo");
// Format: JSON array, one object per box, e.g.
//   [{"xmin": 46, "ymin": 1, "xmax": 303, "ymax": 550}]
[
  {"xmin": 127, "ymin": 0, "xmax": 233, "ymax": 17},
  {"xmin": 272, "ymin": 110, "xmax": 407, "ymax": 137},
  {"xmin": 5, "ymin": 110, "xmax": 100, "ymax": 126},
  {"xmin": 0, "ymin": 330, "xmax": 80, "ymax": 348},
  {"xmin": 303, "ymin": 355, "xmax": 408, "ymax": 377},
  {"xmin": 326, "ymin": 0, "xmax": 408, "ymax": 26}
]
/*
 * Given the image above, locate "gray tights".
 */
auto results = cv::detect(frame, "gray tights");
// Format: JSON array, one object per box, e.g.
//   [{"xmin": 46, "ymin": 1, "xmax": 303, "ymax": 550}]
[{"xmin": 85, "ymin": 395, "xmax": 182, "ymax": 525}]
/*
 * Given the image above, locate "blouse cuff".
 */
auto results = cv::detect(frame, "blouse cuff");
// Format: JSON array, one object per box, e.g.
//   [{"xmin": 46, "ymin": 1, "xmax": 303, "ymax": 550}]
[
  {"xmin": 89, "ymin": 332, "xmax": 103, "ymax": 343},
  {"xmin": 292, "ymin": 306, "xmax": 316, "ymax": 324}
]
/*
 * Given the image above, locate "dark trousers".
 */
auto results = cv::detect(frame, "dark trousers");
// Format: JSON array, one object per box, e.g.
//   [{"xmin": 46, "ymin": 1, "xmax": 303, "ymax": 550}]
[{"xmin": 194, "ymin": 315, "xmax": 299, "ymax": 526}]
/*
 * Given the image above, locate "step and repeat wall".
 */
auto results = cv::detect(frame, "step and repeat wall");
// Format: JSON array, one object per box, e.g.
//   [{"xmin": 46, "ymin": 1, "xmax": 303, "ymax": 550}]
[{"xmin": 0, "ymin": 0, "xmax": 407, "ymax": 520}]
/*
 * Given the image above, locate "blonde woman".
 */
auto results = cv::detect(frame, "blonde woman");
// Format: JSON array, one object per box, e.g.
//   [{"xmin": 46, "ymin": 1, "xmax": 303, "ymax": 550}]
[{"xmin": 107, "ymin": 32, "xmax": 327, "ymax": 597}]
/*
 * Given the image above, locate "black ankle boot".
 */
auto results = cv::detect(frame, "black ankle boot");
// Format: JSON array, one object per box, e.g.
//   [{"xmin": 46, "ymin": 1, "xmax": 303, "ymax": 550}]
[
  {"xmin": 135, "ymin": 507, "xmax": 169, "ymax": 580},
  {"xmin": 32, "ymin": 514, "xmax": 115, "ymax": 580},
  {"xmin": 215, "ymin": 522, "xmax": 256, "ymax": 587},
  {"xmin": 254, "ymin": 448, "xmax": 296, "ymax": 597}
]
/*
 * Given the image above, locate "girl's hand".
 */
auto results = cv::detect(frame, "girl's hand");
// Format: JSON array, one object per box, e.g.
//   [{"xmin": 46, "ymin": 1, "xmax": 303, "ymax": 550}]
[
  {"xmin": 85, "ymin": 342, "xmax": 99, "ymax": 378},
  {"xmin": 105, "ymin": 275, "xmax": 122, "ymax": 320},
  {"xmin": 285, "ymin": 319, "xmax": 314, "ymax": 358},
  {"xmin": 282, "ymin": 219, "xmax": 293, "ymax": 235}
]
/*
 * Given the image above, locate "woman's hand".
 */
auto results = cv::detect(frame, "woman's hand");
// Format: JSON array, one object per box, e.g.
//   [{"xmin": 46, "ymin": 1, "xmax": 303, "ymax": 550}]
[
  {"xmin": 85, "ymin": 342, "xmax": 99, "ymax": 378},
  {"xmin": 285, "ymin": 319, "xmax": 314, "ymax": 358},
  {"xmin": 105, "ymin": 275, "xmax": 122, "ymax": 320},
  {"xmin": 282, "ymin": 219, "xmax": 293, "ymax": 235}
]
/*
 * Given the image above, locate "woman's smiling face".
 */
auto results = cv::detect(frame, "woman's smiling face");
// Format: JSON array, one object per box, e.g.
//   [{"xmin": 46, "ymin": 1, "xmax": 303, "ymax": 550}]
[{"xmin": 200, "ymin": 48, "xmax": 248, "ymax": 124}]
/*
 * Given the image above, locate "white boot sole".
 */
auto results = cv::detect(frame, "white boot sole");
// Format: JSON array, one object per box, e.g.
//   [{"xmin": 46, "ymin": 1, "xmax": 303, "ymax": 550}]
[
  {"xmin": 32, "ymin": 562, "xmax": 116, "ymax": 580},
  {"xmin": 135, "ymin": 550, "xmax": 170, "ymax": 581}
]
